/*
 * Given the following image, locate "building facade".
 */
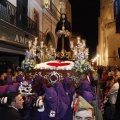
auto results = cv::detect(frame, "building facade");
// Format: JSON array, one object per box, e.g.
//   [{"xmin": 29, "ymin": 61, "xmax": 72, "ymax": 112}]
[
  {"xmin": 97, "ymin": 0, "xmax": 120, "ymax": 66},
  {"xmin": 0, "ymin": 0, "xmax": 72, "ymax": 69}
]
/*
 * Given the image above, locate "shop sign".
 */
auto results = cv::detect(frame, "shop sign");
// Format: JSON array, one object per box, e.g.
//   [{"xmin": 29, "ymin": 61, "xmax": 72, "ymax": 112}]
[{"xmin": 0, "ymin": 26, "xmax": 33, "ymax": 47}]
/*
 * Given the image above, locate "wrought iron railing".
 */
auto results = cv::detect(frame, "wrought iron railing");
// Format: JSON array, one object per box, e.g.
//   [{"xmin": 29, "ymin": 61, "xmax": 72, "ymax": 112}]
[
  {"xmin": 0, "ymin": 0, "xmax": 45, "ymax": 40},
  {"xmin": 0, "ymin": 0, "xmax": 16, "ymax": 24}
]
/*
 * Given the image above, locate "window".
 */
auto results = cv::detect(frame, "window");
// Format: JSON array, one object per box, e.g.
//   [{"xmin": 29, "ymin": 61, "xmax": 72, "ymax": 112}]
[{"xmin": 114, "ymin": 0, "xmax": 120, "ymax": 18}]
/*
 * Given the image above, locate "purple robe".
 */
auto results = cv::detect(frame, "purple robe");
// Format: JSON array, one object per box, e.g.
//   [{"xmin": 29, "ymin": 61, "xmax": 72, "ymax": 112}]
[
  {"xmin": 33, "ymin": 75, "xmax": 42, "ymax": 85},
  {"xmin": 81, "ymin": 78, "xmax": 95, "ymax": 94},
  {"xmin": 82, "ymin": 91, "xmax": 94, "ymax": 102},
  {"xmin": 6, "ymin": 77, "xmax": 13, "ymax": 85},
  {"xmin": 0, "ymin": 85, "xmax": 8, "ymax": 96},
  {"xmin": 16, "ymin": 75, "xmax": 24, "ymax": 83},
  {"xmin": 5, "ymin": 84, "xmax": 18, "ymax": 94},
  {"xmin": 62, "ymin": 76, "xmax": 75, "ymax": 120},
  {"xmin": 44, "ymin": 87, "xmax": 68, "ymax": 120},
  {"xmin": 80, "ymin": 78, "xmax": 95, "ymax": 101},
  {"xmin": 54, "ymin": 81, "xmax": 70, "ymax": 107},
  {"xmin": 32, "ymin": 75, "xmax": 42, "ymax": 94},
  {"xmin": 63, "ymin": 76, "xmax": 75, "ymax": 100},
  {"xmin": 39, "ymin": 84, "xmax": 47, "ymax": 96},
  {"xmin": 23, "ymin": 97, "xmax": 33, "ymax": 120}
]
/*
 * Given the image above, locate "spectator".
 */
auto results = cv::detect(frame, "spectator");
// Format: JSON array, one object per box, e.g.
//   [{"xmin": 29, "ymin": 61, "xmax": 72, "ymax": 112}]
[
  {"xmin": 3, "ymin": 92, "xmax": 24, "ymax": 120},
  {"xmin": 106, "ymin": 76, "xmax": 119, "ymax": 119},
  {"xmin": 92, "ymin": 69, "xmax": 99, "ymax": 89},
  {"xmin": 73, "ymin": 96, "xmax": 95, "ymax": 120},
  {"xmin": 0, "ymin": 73, "xmax": 6, "ymax": 86},
  {"xmin": 114, "ymin": 69, "xmax": 120, "ymax": 120}
]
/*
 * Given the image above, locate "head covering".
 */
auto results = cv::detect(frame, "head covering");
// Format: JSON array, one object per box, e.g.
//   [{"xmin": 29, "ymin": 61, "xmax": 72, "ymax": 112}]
[
  {"xmin": 63, "ymin": 76, "xmax": 71, "ymax": 91},
  {"xmin": 62, "ymin": 77, "xmax": 74, "ymax": 120},
  {"xmin": 0, "ymin": 85, "xmax": 8, "ymax": 96},
  {"xmin": 5, "ymin": 85, "xmax": 18, "ymax": 94},
  {"xmin": 80, "ymin": 78, "xmax": 95, "ymax": 95},
  {"xmin": 42, "ymin": 84, "xmax": 47, "ymax": 92},
  {"xmin": 32, "ymin": 75, "xmax": 42, "ymax": 94},
  {"xmin": 82, "ymin": 91, "xmax": 94, "ymax": 102},
  {"xmin": 6, "ymin": 77, "xmax": 13, "ymax": 85},
  {"xmin": 37, "ymin": 84, "xmax": 47, "ymax": 96},
  {"xmin": 54, "ymin": 81, "xmax": 70, "ymax": 106},
  {"xmin": 45, "ymin": 87, "xmax": 68, "ymax": 119},
  {"xmin": 33, "ymin": 75, "xmax": 42, "ymax": 85},
  {"xmin": 16, "ymin": 75, "xmax": 24, "ymax": 83},
  {"xmin": 73, "ymin": 96, "xmax": 93, "ymax": 112},
  {"xmin": 63, "ymin": 76, "xmax": 75, "ymax": 94}
]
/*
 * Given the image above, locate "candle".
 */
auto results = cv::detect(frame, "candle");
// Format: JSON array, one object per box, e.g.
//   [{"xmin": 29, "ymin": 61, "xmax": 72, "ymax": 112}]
[
  {"xmin": 82, "ymin": 39, "xmax": 86, "ymax": 48},
  {"xmin": 40, "ymin": 41, "xmax": 44, "ymax": 48},
  {"xmin": 77, "ymin": 36, "xmax": 81, "ymax": 44},
  {"xmin": 70, "ymin": 41, "xmax": 73, "ymax": 48},
  {"xmin": 34, "ymin": 37, "xmax": 38, "ymax": 46},
  {"xmin": 28, "ymin": 40, "xmax": 32, "ymax": 48}
]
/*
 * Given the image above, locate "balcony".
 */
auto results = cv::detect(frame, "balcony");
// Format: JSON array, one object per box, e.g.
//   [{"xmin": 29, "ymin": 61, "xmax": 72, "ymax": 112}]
[
  {"xmin": 0, "ymin": 0, "xmax": 45, "ymax": 40},
  {"xmin": 44, "ymin": 0, "xmax": 61, "ymax": 20}
]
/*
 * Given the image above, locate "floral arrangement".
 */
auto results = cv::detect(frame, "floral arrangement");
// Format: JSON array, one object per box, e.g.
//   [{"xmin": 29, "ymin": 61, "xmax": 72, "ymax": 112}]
[
  {"xmin": 72, "ymin": 52, "xmax": 94, "ymax": 76},
  {"xmin": 21, "ymin": 50, "xmax": 36, "ymax": 73}
]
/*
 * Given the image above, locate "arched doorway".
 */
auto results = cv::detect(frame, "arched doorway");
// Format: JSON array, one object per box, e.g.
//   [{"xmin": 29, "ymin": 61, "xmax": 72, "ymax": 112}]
[{"xmin": 45, "ymin": 31, "xmax": 56, "ymax": 49}]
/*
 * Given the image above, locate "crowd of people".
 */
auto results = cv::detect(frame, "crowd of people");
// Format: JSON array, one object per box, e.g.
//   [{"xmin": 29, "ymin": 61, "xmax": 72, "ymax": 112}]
[
  {"xmin": 95, "ymin": 65, "xmax": 120, "ymax": 120},
  {"xmin": 0, "ymin": 65, "xmax": 120, "ymax": 120}
]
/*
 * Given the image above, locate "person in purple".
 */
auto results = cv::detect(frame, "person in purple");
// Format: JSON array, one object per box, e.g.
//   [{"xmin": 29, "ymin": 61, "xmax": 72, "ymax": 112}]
[
  {"xmin": 62, "ymin": 76, "xmax": 75, "ymax": 120},
  {"xmin": 6, "ymin": 77, "xmax": 13, "ymax": 85},
  {"xmin": 54, "ymin": 81, "xmax": 70, "ymax": 107},
  {"xmin": 16, "ymin": 75, "xmax": 24, "ymax": 83},
  {"xmin": 44, "ymin": 87, "xmax": 68, "ymax": 120},
  {"xmin": 78, "ymin": 72, "xmax": 96, "ymax": 102},
  {"xmin": 31, "ymin": 84, "xmax": 47, "ymax": 120},
  {"xmin": 63, "ymin": 76, "xmax": 75, "ymax": 101},
  {"xmin": 32, "ymin": 75, "xmax": 43, "ymax": 96}
]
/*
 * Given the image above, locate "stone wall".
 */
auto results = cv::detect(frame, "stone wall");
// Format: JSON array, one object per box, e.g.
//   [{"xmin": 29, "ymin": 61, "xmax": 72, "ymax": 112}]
[{"xmin": 97, "ymin": 0, "xmax": 120, "ymax": 66}]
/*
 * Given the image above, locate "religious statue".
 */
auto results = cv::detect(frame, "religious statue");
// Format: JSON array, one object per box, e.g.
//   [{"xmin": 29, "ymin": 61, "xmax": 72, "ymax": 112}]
[{"xmin": 55, "ymin": 13, "xmax": 71, "ymax": 60}]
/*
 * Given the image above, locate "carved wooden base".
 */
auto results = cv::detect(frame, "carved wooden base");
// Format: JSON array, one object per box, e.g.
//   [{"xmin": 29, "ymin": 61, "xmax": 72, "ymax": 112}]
[{"xmin": 25, "ymin": 69, "xmax": 81, "ymax": 88}]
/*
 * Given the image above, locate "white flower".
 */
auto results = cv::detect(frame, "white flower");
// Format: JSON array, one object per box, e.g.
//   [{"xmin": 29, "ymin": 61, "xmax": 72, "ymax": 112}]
[
  {"xmin": 21, "ymin": 51, "xmax": 36, "ymax": 73},
  {"xmin": 72, "ymin": 52, "xmax": 94, "ymax": 75}
]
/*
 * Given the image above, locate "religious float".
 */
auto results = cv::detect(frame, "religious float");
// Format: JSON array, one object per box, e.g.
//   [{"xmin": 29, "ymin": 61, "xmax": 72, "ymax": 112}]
[{"xmin": 21, "ymin": 36, "xmax": 92, "ymax": 88}]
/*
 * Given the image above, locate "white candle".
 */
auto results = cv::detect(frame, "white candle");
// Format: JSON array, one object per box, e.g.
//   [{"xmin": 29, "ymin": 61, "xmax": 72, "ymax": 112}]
[
  {"xmin": 34, "ymin": 37, "xmax": 38, "ymax": 46},
  {"xmin": 82, "ymin": 39, "xmax": 86, "ymax": 48},
  {"xmin": 77, "ymin": 36, "xmax": 81, "ymax": 44},
  {"xmin": 28, "ymin": 40, "xmax": 32, "ymax": 48},
  {"xmin": 40, "ymin": 41, "xmax": 44, "ymax": 48},
  {"xmin": 70, "ymin": 41, "xmax": 73, "ymax": 48}
]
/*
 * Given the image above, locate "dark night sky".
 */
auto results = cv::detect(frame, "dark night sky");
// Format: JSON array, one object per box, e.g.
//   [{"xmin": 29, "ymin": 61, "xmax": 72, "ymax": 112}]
[{"xmin": 69, "ymin": 0, "xmax": 100, "ymax": 59}]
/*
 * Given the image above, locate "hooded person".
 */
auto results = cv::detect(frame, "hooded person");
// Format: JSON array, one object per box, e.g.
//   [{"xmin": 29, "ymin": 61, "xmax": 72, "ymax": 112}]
[
  {"xmin": 62, "ymin": 76, "xmax": 75, "ymax": 120},
  {"xmin": 5, "ymin": 84, "xmax": 18, "ymax": 94},
  {"xmin": 54, "ymin": 81, "xmax": 70, "ymax": 107},
  {"xmin": 63, "ymin": 76, "xmax": 75, "ymax": 101},
  {"xmin": 39, "ymin": 84, "xmax": 47, "ymax": 96},
  {"xmin": 44, "ymin": 87, "xmax": 68, "ymax": 120},
  {"xmin": 16, "ymin": 74, "xmax": 24, "ymax": 83},
  {"xmin": 79, "ymin": 76, "xmax": 96, "ymax": 102},
  {"xmin": 32, "ymin": 75, "xmax": 43, "ymax": 95},
  {"xmin": 6, "ymin": 77, "xmax": 13, "ymax": 85}
]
